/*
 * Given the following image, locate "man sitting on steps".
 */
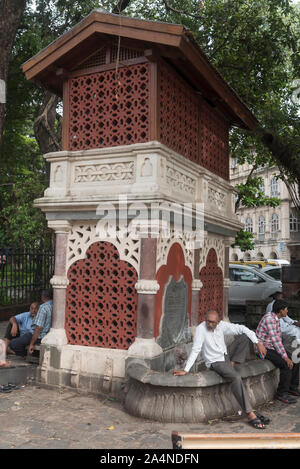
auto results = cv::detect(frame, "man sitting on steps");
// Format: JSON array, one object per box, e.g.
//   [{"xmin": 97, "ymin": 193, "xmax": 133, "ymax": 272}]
[
  {"xmin": 8, "ymin": 290, "xmax": 53, "ymax": 357},
  {"xmin": 4, "ymin": 302, "xmax": 39, "ymax": 354},
  {"xmin": 256, "ymin": 299, "xmax": 300, "ymax": 404},
  {"xmin": 173, "ymin": 309, "xmax": 268, "ymax": 429}
]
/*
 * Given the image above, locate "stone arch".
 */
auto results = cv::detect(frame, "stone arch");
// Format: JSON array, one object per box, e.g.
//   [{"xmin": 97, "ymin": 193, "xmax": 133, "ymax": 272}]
[
  {"xmin": 199, "ymin": 248, "xmax": 223, "ymax": 322},
  {"xmin": 257, "ymin": 252, "xmax": 264, "ymax": 260},
  {"xmin": 155, "ymin": 243, "xmax": 192, "ymax": 339},
  {"xmin": 244, "ymin": 252, "xmax": 251, "ymax": 261},
  {"xmin": 231, "ymin": 253, "xmax": 239, "ymax": 261},
  {"xmin": 269, "ymin": 251, "xmax": 278, "ymax": 260},
  {"xmin": 65, "ymin": 241, "xmax": 138, "ymax": 350}
]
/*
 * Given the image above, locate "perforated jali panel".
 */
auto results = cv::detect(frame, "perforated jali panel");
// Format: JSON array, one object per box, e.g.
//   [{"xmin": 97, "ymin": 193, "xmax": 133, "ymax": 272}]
[
  {"xmin": 200, "ymin": 100, "xmax": 229, "ymax": 180},
  {"xmin": 159, "ymin": 61, "xmax": 229, "ymax": 180},
  {"xmin": 65, "ymin": 242, "xmax": 138, "ymax": 350},
  {"xmin": 159, "ymin": 61, "xmax": 199, "ymax": 163},
  {"xmin": 199, "ymin": 248, "xmax": 223, "ymax": 322},
  {"xmin": 68, "ymin": 63, "xmax": 150, "ymax": 151}
]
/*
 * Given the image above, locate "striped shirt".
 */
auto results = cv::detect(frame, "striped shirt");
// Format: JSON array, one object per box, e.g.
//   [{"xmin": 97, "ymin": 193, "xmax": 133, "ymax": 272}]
[
  {"xmin": 31, "ymin": 300, "xmax": 53, "ymax": 339},
  {"xmin": 256, "ymin": 312, "xmax": 288, "ymax": 360}
]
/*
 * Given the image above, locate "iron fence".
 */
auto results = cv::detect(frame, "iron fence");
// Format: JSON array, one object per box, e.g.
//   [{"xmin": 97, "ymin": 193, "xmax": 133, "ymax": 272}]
[{"xmin": 0, "ymin": 247, "xmax": 55, "ymax": 306}]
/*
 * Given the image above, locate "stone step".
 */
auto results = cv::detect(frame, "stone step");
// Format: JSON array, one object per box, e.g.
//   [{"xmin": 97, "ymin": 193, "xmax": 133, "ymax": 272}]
[{"xmin": 0, "ymin": 355, "xmax": 37, "ymax": 387}]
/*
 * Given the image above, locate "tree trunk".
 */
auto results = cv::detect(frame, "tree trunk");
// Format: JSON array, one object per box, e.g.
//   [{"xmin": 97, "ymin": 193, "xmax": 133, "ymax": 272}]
[
  {"xmin": 34, "ymin": 91, "xmax": 62, "ymax": 181},
  {"xmin": 256, "ymin": 127, "xmax": 300, "ymax": 181},
  {"xmin": 0, "ymin": 0, "xmax": 26, "ymax": 149}
]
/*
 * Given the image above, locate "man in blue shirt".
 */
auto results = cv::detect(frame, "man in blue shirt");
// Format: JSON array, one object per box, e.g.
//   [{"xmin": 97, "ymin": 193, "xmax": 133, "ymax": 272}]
[
  {"xmin": 5, "ymin": 302, "xmax": 39, "ymax": 354},
  {"xmin": 9, "ymin": 290, "xmax": 53, "ymax": 357}
]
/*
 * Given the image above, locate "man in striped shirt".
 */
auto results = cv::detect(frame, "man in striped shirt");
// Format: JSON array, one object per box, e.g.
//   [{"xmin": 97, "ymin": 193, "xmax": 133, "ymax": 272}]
[{"xmin": 256, "ymin": 300, "xmax": 300, "ymax": 404}]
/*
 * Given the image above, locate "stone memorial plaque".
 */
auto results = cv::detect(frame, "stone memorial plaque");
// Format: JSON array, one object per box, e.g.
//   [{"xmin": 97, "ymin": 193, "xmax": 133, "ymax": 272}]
[{"xmin": 157, "ymin": 275, "xmax": 189, "ymax": 350}]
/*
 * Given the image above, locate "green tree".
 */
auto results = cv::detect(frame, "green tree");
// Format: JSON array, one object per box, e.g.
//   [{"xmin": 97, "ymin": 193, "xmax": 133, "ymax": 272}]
[
  {"xmin": 0, "ymin": 0, "xmax": 27, "ymax": 148},
  {"xmin": 1, "ymin": 0, "xmax": 299, "ymax": 251},
  {"xmin": 126, "ymin": 0, "xmax": 300, "ymax": 251}
]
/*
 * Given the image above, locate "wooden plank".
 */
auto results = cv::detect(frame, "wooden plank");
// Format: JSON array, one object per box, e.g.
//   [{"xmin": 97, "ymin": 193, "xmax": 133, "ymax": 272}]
[
  {"xmin": 149, "ymin": 61, "xmax": 159, "ymax": 141},
  {"xmin": 62, "ymin": 79, "xmax": 70, "ymax": 151},
  {"xmin": 172, "ymin": 431, "xmax": 300, "ymax": 449},
  {"xmin": 67, "ymin": 57, "xmax": 148, "ymax": 79},
  {"xmin": 24, "ymin": 23, "xmax": 99, "ymax": 81},
  {"xmin": 23, "ymin": 13, "xmax": 183, "ymax": 78}
]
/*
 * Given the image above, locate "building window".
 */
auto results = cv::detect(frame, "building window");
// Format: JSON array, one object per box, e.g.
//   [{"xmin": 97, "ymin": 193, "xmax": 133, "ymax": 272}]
[
  {"xmin": 271, "ymin": 213, "xmax": 279, "ymax": 233},
  {"xmin": 259, "ymin": 179, "xmax": 265, "ymax": 194},
  {"xmin": 290, "ymin": 211, "xmax": 300, "ymax": 232},
  {"xmin": 258, "ymin": 216, "xmax": 265, "ymax": 235},
  {"xmin": 245, "ymin": 217, "xmax": 253, "ymax": 233},
  {"xmin": 270, "ymin": 177, "xmax": 279, "ymax": 197}
]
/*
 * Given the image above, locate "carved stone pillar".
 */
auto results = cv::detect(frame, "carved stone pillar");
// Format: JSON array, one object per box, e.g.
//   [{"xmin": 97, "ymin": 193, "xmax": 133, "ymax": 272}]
[
  {"xmin": 42, "ymin": 220, "xmax": 71, "ymax": 346},
  {"xmin": 223, "ymin": 237, "xmax": 234, "ymax": 321},
  {"xmin": 128, "ymin": 235, "xmax": 162, "ymax": 358},
  {"xmin": 191, "ymin": 248, "xmax": 201, "ymax": 327},
  {"xmin": 136, "ymin": 237, "xmax": 158, "ymax": 338}
]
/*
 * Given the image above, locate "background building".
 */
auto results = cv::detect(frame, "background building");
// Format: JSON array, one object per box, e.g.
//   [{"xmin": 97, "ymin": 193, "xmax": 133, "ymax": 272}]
[{"xmin": 230, "ymin": 159, "xmax": 300, "ymax": 263}]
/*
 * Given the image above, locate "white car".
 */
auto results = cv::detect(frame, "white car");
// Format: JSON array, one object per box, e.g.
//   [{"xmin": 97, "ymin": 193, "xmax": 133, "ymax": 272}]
[
  {"xmin": 266, "ymin": 259, "xmax": 290, "ymax": 266},
  {"xmin": 229, "ymin": 264, "xmax": 282, "ymax": 306},
  {"xmin": 261, "ymin": 265, "xmax": 282, "ymax": 281}
]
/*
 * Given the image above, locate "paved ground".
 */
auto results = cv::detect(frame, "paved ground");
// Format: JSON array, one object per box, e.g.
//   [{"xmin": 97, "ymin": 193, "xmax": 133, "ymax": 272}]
[
  {"xmin": 1, "ymin": 320, "xmax": 300, "ymax": 449},
  {"xmin": 0, "ymin": 383, "xmax": 300, "ymax": 449}
]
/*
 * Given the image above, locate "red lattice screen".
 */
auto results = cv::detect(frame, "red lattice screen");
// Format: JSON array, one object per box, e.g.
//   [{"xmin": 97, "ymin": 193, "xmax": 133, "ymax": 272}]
[
  {"xmin": 68, "ymin": 63, "xmax": 150, "ymax": 151},
  {"xmin": 199, "ymin": 248, "xmax": 223, "ymax": 322},
  {"xmin": 199, "ymin": 100, "xmax": 229, "ymax": 180},
  {"xmin": 65, "ymin": 242, "xmax": 138, "ymax": 350},
  {"xmin": 159, "ymin": 61, "xmax": 199, "ymax": 163},
  {"xmin": 159, "ymin": 60, "xmax": 229, "ymax": 180}
]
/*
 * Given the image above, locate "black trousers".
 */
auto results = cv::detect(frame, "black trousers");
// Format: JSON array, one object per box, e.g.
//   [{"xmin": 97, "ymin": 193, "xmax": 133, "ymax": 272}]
[
  {"xmin": 9, "ymin": 332, "xmax": 33, "ymax": 357},
  {"xmin": 265, "ymin": 348, "xmax": 300, "ymax": 395},
  {"xmin": 4, "ymin": 322, "xmax": 20, "ymax": 341}
]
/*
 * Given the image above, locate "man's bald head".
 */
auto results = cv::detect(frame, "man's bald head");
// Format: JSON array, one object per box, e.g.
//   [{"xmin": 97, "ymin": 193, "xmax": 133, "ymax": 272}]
[{"xmin": 205, "ymin": 310, "xmax": 220, "ymax": 331}]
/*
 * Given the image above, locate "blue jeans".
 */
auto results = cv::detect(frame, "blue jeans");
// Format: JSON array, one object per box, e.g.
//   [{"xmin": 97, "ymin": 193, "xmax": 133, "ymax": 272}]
[{"xmin": 9, "ymin": 332, "xmax": 38, "ymax": 357}]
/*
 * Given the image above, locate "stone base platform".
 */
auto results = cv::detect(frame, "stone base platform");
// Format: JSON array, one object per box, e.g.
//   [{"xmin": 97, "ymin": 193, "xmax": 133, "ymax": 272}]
[
  {"xmin": 124, "ymin": 358, "xmax": 279, "ymax": 423},
  {"xmin": 36, "ymin": 343, "xmax": 132, "ymax": 398},
  {"xmin": 0, "ymin": 355, "xmax": 37, "ymax": 387}
]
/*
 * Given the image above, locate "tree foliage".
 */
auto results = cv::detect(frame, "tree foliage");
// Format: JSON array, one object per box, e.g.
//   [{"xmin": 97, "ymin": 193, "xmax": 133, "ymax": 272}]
[{"xmin": 0, "ymin": 0, "xmax": 299, "ymax": 251}]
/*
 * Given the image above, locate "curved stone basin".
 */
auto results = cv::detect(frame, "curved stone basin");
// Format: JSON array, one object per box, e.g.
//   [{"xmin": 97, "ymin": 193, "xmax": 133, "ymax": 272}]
[{"xmin": 124, "ymin": 357, "xmax": 279, "ymax": 423}]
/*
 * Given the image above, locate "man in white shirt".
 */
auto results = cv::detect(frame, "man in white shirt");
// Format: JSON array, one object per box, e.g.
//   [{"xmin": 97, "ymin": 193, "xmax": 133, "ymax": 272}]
[{"xmin": 173, "ymin": 310, "xmax": 268, "ymax": 429}]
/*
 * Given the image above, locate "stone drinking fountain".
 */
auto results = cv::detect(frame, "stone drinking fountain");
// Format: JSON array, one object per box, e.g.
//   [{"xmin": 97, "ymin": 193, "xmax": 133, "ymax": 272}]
[
  {"xmin": 124, "ymin": 274, "xmax": 278, "ymax": 423},
  {"xmin": 22, "ymin": 10, "xmax": 279, "ymax": 422}
]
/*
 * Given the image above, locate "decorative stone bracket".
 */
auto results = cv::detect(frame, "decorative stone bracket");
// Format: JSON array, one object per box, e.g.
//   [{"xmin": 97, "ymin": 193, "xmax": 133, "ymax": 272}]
[
  {"xmin": 191, "ymin": 279, "xmax": 203, "ymax": 291},
  {"xmin": 135, "ymin": 279, "xmax": 160, "ymax": 295},
  {"xmin": 50, "ymin": 275, "xmax": 69, "ymax": 289}
]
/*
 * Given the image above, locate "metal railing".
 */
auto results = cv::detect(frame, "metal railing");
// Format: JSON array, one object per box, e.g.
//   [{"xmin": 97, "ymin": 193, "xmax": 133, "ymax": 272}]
[{"xmin": 0, "ymin": 247, "xmax": 55, "ymax": 306}]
